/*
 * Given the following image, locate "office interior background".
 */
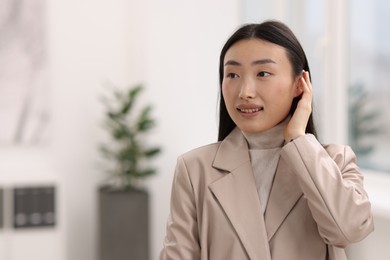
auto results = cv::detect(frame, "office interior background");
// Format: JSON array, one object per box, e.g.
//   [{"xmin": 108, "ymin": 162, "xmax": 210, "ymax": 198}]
[{"xmin": 0, "ymin": 0, "xmax": 389, "ymax": 259}]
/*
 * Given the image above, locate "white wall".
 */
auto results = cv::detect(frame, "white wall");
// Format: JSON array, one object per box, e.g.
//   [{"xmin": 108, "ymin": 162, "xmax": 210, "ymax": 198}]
[
  {"xmin": 1, "ymin": 0, "xmax": 241, "ymax": 259},
  {"xmin": 143, "ymin": 1, "xmax": 241, "ymax": 259}
]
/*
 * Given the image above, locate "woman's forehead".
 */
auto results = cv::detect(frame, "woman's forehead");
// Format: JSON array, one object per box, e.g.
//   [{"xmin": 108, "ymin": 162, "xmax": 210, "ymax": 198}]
[{"xmin": 224, "ymin": 39, "xmax": 290, "ymax": 67}]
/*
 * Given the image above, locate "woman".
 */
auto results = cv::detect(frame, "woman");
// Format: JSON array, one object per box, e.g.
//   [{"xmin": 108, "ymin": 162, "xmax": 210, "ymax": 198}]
[{"xmin": 160, "ymin": 20, "xmax": 374, "ymax": 260}]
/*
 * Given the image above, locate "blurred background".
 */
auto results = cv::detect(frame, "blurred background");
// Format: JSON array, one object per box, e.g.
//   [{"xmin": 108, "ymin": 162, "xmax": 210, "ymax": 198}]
[{"xmin": 0, "ymin": 0, "xmax": 389, "ymax": 259}]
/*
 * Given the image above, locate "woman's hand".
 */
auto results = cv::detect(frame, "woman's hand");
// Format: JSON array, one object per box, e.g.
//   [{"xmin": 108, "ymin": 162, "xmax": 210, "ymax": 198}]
[{"xmin": 284, "ymin": 71, "xmax": 313, "ymax": 143}]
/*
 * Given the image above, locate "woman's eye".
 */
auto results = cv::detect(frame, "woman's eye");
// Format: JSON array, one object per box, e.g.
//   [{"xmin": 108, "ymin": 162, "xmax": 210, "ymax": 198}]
[
  {"xmin": 226, "ymin": 73, "xmax": 239, "ymax": 79},
  {"xmin": 258, "ymin": 71, "xmax": 270, "ymax": 77}
]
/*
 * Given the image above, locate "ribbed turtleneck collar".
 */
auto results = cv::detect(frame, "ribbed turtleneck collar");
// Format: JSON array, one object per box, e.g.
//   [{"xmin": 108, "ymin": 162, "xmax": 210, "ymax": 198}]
[{"xmin": 241, "ymin": 117, "xmax": 289, "ymax": 150}]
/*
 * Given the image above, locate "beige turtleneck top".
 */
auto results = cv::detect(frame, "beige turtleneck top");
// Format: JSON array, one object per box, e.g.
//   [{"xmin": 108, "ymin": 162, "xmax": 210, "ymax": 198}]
[{"xmin": 242, "ymin": 119, "xmax": 288, "ymax": 215}]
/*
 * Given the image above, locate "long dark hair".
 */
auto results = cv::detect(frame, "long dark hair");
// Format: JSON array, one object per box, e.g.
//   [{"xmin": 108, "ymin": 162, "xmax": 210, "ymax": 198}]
[{"xmin": 218, "ymin": 20, "xmax": 317, "ymax": 141}]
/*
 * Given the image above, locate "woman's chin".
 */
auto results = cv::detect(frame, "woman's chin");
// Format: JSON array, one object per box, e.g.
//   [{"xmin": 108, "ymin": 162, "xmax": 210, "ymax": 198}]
[{"xmin": 237, "ymin": 124, "xmax": 271, "ymax": 134}]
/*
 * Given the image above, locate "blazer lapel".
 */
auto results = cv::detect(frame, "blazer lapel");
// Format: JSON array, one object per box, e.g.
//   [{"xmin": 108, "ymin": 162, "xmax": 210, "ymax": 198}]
[
  {"xmin": 264, "ymin": 157, "xmax": 303, "ymax": 241},
  {"xmin": 209, "ymin": 128, "xmax": 272, "ymax": 260}
]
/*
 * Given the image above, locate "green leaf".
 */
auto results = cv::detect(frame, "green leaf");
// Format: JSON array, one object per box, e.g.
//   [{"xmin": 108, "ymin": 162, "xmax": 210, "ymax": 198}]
[
  {"xmin": 136, "ymin": 106, "xmax": 154, "ymax": 131},
  {"xmin": 129, "ymin": 85, "xmax": 143, "ymax": 99},
  {"xmin": 144, "ymin": 147, "xmax": 161, "ymax": 157},
  {"xmin": 120, "ymin": 86, "xmax": 143, "ymax": 114},
  {"xmin": 136, "ymin": 168, "xmax": 156, "ymax": 177},
  {"xmin": 113, "ymin": 126, "xmax": 131, "ymax": 139},
  {"xmin": 138, "ymin": 119, "xmax": 155, "ymax": 131},
  {"xmin": 108, "ymin": 111, "xmax": 120, "ymax": 120}
]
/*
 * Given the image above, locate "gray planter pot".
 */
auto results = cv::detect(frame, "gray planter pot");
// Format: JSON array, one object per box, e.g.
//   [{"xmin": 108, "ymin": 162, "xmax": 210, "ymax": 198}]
[{"xmin": 98, "ymin": 187, "xmax": 149, "ymax": 260}]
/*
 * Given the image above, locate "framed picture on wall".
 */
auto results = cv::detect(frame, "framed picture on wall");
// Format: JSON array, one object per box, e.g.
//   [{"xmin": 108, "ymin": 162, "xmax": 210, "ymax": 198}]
[{"xmin": 0, "ymin": 0, "xmax": 50, "ymax": 145}]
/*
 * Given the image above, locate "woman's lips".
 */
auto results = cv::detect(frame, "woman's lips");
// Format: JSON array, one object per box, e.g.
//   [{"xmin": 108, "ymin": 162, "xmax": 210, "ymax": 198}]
[
  {"xmin": 236, "ymin": 104, "xmax": 264, "ymax": 114},
  {"xmin": 238, "ymin": 107, "xmax": 262, "ymax": 113}
]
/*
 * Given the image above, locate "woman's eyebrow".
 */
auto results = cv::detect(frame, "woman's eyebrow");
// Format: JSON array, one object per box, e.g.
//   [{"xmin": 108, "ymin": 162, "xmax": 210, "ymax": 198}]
[
  {"xmin": 252, "ymin": 59, "xmax": 276, "ymax": 65},
  {"xmin": 224, "ymin": 60, "xmax": 241, "ymax": 66},
  {"xmin": 224, "ymin": 59, "xmax": 276, "ymax": 66}
]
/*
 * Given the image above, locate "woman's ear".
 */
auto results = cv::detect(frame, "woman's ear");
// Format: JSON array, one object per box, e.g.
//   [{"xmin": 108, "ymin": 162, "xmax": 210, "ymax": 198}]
[{"xmin": 293, "ymin": 76, "xmax": 304, "ymax": 97}]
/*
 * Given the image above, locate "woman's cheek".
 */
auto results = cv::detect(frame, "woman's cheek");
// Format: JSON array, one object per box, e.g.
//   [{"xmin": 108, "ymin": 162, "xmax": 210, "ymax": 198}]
[{"xmin": 222, "ymin": 82, "xmax": 232, "ymax": 98}]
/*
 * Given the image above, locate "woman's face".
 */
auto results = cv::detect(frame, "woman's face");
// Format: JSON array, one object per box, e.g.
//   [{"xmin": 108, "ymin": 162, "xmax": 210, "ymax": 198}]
[{"xmin": 222, "ymin": 39, "xmax": 301, "ymax": 133}]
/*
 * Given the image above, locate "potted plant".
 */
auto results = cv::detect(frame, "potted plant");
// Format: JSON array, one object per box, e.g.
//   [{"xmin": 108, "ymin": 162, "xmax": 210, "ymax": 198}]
[{"xmin": 98, "ymin": 84, "xmax": 161, "ymax": 260}]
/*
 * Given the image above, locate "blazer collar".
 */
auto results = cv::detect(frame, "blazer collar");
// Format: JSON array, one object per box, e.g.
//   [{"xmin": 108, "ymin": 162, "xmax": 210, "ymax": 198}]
[
  {"xmin": 212, "ymin": 127, "xmax": 249, "ymax": 172},
  {"xmin": 210, "ymin": 127, "xmax": 303, "ymax": 248},
  {"xmin": 210, "ymin": 128, "xmax": 272, "ymax": 260},
  {"xmin": 264, "ymin": 157, "xmax": 303, "ymax": 240}
]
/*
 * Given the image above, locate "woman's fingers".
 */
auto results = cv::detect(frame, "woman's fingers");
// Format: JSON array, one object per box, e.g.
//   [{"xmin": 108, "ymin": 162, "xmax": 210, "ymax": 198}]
[
  {"xmin": 298, "ymin": 71, "xmax": 312, "ymax": 112},
  {"xmin": 284, "ymin": 71, "xmax": 313, "ymax": 142}
]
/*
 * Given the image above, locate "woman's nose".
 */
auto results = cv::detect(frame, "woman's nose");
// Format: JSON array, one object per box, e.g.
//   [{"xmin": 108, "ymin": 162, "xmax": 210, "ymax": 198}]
[{"xmin": 239, "ymin": 80, "xmax": 256, "ymax": 100}]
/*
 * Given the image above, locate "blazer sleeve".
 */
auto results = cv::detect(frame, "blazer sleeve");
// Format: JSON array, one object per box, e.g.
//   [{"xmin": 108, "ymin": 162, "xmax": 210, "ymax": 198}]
[
  {"xmin": 160, "ymin": 156, "xmax": 200, "ymax": 260},
  {"xmin": 281, "ymin": 134, "xmax": 374, "ymax": 247}
]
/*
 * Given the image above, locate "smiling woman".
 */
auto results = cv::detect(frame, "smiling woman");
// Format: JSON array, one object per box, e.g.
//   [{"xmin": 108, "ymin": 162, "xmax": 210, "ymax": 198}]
[
  {"xmin": 222, "ymin": 39, "xmax": 303, "ymax": 135},
  {"xmin": 217, "ymin": 23, "xmax": 317, "ymax": 142},
  {"xmin": 159, "ymin": 20, "xmax": 374, "ymax": 260}
]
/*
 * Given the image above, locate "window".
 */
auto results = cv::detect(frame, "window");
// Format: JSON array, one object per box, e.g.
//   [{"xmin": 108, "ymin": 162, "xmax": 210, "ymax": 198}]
[{"xmin": 348, "ymin": 0, "xmax": 390, "ymax": 172}]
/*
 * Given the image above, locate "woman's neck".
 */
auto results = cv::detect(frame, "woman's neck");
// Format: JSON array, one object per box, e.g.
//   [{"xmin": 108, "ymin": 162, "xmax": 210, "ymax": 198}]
[{"xmin": 241, "ymin": 117, "xmax": 288, "ymax": 150}]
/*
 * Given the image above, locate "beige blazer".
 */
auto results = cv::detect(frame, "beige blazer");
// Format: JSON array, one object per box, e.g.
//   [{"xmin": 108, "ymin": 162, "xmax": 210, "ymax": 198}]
[{"xmin": 160, "ymin": 128, "xmax": 374, "ymax": 260}]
